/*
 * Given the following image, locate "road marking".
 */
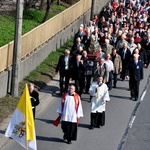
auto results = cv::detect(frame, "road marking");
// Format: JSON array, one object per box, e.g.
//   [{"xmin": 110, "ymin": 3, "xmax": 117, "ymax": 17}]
[
  {"xmin": 140, "ymin": 90, "xmax": 146, "ymax": 101},
  {"xmin": 129, "ymin": 116, "xmax": 136, "ymax": 128}
]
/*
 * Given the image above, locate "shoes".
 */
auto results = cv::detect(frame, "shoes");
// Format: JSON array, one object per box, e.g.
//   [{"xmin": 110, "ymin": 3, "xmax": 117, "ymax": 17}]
[
  {"xmin": 108, "ymin": 88, "xmax": 112, "ymax": 91},
  {"xmin": 89, "ymin": 126, "xmax": 95, "ymax": 130},
  {"xmin": 130, "ymin": 97, "xmax": 134, "ymax": 100},
  {"xmin": 67, "ymin": 140, "xmax": 72, "ymax": 144},
  {"xmin": 63, "ymin": 135, "xmax": 66, "ymax": 141},
  {"xmin": 113, "ymin": 85, "xmax": 116, "ymax": 88},
  {"xmin": 134, "ymin": 98, "xmax": 138, "ymax": 101},
  {"xmin": 95, "ymin": 125, "xmax": 100, "ymax": 128}
]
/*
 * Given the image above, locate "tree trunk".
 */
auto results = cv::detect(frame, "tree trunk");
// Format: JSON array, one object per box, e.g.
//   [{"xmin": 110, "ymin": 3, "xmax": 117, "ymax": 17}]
[
  {"xmin": 39, "ymin": 0, "xmax": 45, "ymax": 10},
  {"xmin": 42, "ymin": 0, "xmax": 54, "ymax": 23},
  {"xmin": 57, "ymin": 0, "xmax": 61, "ymax": 5},
  {"xmin": 24, "ymin": 0, "xmax": 37, "ymax": 10}
]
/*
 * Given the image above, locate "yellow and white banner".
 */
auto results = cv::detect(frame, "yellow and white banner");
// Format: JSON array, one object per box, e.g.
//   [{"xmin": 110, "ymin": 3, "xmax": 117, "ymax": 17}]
[{"xmin": 5, "ymin": 84, "xmax": 37, "ymax": 150}]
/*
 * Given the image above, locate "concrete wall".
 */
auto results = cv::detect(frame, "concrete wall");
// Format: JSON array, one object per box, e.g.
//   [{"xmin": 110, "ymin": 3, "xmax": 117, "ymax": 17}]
[{"xmin": 0, "ymin": 0, "xmax": 110, "ymax": 98}]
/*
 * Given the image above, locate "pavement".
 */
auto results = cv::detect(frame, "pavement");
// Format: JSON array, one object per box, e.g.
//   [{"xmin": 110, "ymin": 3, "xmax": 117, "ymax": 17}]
[
  {"xmin": 0, "ymin": 74, "xmax": 60, "ymax": 149},
  {"xmin": 0, "ymin": 69, "xmax": 150, "ymax": 150},
  {"xmin": 122, "ymin": 73, "xmax": 150, "ymax": 150}
]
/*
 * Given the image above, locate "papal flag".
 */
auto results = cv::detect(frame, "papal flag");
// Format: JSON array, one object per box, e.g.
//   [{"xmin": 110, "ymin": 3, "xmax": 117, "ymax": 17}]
[{"xmin": 5, "ymin": 84, "xmax": 37, "ymax": 150}]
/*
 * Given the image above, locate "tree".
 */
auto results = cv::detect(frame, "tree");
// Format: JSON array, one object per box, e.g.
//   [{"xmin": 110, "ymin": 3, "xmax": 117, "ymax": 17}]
[
  {"xmin": 42, "ymin": 0, "xmax": 54, "ymax": 23},
  {"xmin": 57, "ymin": 0, "xmax": 61, "ymax": 5},
  {"xmin": 24, "ymin": 0, "xmax": 39, "ymax": 10}
]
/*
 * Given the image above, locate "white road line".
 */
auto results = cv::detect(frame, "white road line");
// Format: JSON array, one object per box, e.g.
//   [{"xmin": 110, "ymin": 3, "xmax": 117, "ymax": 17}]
[
  {"xmin": 128, "ymin": 89, "xmax": 147, "ymax": 128},
  {"xmin": 129, "ymin": 116, "xmax": 136, "ymax": 128},
  {"xmin": 140, "ymin": 90, "xmax": 147, "ymax": 101}
]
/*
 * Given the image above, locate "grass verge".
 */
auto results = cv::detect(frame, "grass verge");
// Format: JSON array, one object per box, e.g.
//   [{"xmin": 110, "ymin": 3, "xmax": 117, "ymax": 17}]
[
  {"xmin": 0, "ymin": 3, "xmax": 67, "ymax": 47},
  {"xmin": 0, "ymin": 39, "xmax": 73, "ymax": 123}
]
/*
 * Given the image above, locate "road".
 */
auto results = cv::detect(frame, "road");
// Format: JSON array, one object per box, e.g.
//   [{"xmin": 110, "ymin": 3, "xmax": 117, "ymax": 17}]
[{"xmin": 0, "ymin": 67, "xmax": 149, "ymax": 150}]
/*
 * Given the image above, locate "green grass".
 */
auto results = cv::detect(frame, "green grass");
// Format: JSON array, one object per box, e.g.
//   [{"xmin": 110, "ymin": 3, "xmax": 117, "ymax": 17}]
[
  {"xmin": 0, "ymin": 0, "xmax": 78, "ymax": 123},
  {"xmin": 0, "ymin": 39, "xmax": 73, "ymax": 123},
  {"xmin": 0, "ymin": 4, "xmax": 67, "ymax": 47},
  {"xmin": 0, "ymin": 15, "xmax": 16, "ymax": 46}
]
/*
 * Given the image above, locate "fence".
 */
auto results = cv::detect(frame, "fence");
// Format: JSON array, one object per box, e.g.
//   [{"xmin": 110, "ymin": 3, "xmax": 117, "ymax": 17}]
[
  {"xmin": 0, "ymin": 0, "xmax": 92, "ymax": 72},
  {"xmin": 0, "ymin": 0, "xmax": 111, "ymax": 98}
]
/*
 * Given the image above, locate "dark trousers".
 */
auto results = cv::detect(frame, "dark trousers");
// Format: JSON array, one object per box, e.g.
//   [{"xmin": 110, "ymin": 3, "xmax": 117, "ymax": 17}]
[
  {"xmin": 75, "ymin": 76, "xmax": 85, "ymax": 96},
  {"xmin": 121, "ymin": 62, "xmax": 127, "ymax": 80},
  {"xmin": 32, "ymin": 107, "xmax": 36, "ymax": 119},
  {"xmin": 90, "ymin": 112, "xmax": 105, "ymax": 127},
  {"xmin": 61, "ymin": 121, "xmax": 77, "ymax": 142},
  {"xmin": 107, "ymin": 71, "xmax": 113, "ymax": 89},
  {"xmin": 113, "ymin": 73, "xmax": 118, "ymax": 87},
  {"xmin": 130, "ymin": 79, "xmax": 140, "ymax": 99},
  {"xmin": 146, "ymin": 51, "xmax": 150, "ymax": 67},
  {"xmin": 59, "ymin": 70, "xmax": 70, "ymax": 93},
  {"xmin": 85, "ymin": 75, "xmax": 92, "ymax": 93}
]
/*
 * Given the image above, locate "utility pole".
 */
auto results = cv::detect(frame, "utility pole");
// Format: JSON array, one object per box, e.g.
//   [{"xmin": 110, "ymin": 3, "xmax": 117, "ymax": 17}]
[
  {"xmin": 11, "ymin": 0, "xmax": 24, "ymax": 97},
  {"xmin": 90, "ymin": 0, "xmax": 96, "ymax": 20}
]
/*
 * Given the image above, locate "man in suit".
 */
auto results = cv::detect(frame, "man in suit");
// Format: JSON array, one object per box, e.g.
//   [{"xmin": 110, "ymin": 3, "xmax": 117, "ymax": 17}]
[
  {"xmin": 71, "ymin": 37, "xmax": 85, "ymax": 59},
  {"xmin": 91, "ymin": 26, "xmax": 101, "ymax": 44},
  {"xmin": 119, "ymin": 42, "xmax": 131, "ymax": 81},
  {"xmin": 73, "ymin": 24, "xmax": 86, "ymax": 45},
  {"xmin": 28, "ymin": 83, "xmax": 40, "ymax": 119},
  {"xmin": 102, "ymin": 39, "xmax": 114, "ymax": 55},
  {"xmin": 142, "ymin": 33, "xmax": 150, "ymax": 67},
  {"xmin": 93, "ymin": 58, "xmax": 109, "ymax": 83},
  {"xmin": 116, "ymin": 33, "xmax": 128, "ymax": 52},
  {"xmin": 72, "ymin": 54, "xmax": 86, "ymax": 97},
  {"xmin": 56, "ymin": 49, "xmax": 73, "ymax": 94},
  {"xmin": 126, "ymin": 54, "xmax": 144, "ymax": 101},
  {"xmin": 81, "ymin": 51, "xmax": 94, "ymax": 93}
]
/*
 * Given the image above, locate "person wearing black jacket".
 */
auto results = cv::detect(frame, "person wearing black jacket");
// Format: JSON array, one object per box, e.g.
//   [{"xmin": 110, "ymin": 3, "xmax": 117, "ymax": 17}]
[
  {"xmin": 28, "ymin": 83, "xmax": 40, "ymax": 119},
  {"xmin": 126, "ymin": 54, "xmax": 144, "ymax": 101},
  {"xmin": 56, "ymin": 49, "xmax": 73, "ymax": 94},
  {"xmin": 141, "ymin": 33, "xmax": 150, "ymax": 67},
  {"xmin": 81, "ymin": 51, "xmax": 94, "ymax": 93},
  {"xmin": 72, "ymin": 54, "xmax": 86, "ymax": 97}
]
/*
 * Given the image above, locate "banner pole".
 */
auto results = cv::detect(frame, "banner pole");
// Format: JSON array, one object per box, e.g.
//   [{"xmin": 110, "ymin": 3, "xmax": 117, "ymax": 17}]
[{"xmin": 26, "ymin": 140, "xmax": 28, "ymax": 150}]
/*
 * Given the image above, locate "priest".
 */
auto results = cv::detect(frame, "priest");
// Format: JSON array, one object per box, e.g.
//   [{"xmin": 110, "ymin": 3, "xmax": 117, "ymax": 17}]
[
  {"xmin": 89, "ymin": 75, "xmax": 110, "ymax": 129},
  {"xmin": 56, "ymin": 85, "xmax": 83, "ymax": 144}
]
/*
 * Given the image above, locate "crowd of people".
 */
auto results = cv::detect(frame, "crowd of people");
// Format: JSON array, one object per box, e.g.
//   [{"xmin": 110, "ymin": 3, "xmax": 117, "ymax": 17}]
[
  {"xmin": 56, "ymin": 0, "xmax": 149, "ymax": 99},
  {"xmin": 55, "ymin": 0, "xmax": 150, "ymax": 144}
]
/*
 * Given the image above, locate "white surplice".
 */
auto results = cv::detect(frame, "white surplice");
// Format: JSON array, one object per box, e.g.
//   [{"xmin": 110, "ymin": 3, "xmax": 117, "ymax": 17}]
[
  {"xmin": 57, "ymin": 93, "xmax": 83, "ymax": 123},
  {"xmin": 89, "ymin": 82, "xmax": 110, "ymax": 113}
]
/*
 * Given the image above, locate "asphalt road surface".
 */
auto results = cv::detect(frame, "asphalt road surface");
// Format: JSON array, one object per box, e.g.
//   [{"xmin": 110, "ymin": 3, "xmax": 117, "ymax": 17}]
[{"xmin": 0, "ymin": 67, "xmax": 149, "ymax": 150}]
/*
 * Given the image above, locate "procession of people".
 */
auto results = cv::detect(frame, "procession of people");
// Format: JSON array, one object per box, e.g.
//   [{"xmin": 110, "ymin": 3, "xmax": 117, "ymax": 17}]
[{"xmin": 54, "ymin": 0, "xmax": 149, "ymax": 144}]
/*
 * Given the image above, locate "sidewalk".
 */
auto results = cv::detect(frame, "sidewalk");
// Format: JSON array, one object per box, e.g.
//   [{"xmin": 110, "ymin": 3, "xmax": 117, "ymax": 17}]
[{"xmin": 0, "ymin": 74, "xmax": 60, "ymax": 150}]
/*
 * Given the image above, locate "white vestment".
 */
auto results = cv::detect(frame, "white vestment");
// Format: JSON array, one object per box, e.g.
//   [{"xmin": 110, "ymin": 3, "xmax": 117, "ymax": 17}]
[
  {"xmin": 57, "ymin": 93, "xmax": 83, "ymax": 123},
  {"xmin": 89, "ymin": 82, "xmax": 110, "ymax": 113}
]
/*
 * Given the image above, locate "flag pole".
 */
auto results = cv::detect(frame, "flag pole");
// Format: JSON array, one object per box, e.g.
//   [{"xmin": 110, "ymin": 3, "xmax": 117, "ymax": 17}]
[
  {"xmin": 25, "ymin": 83, "xmax": 28, "ymax": 150},
  {"xmin": 26, "ymin": 140, "xmax": 28, "ymax": 150}
]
